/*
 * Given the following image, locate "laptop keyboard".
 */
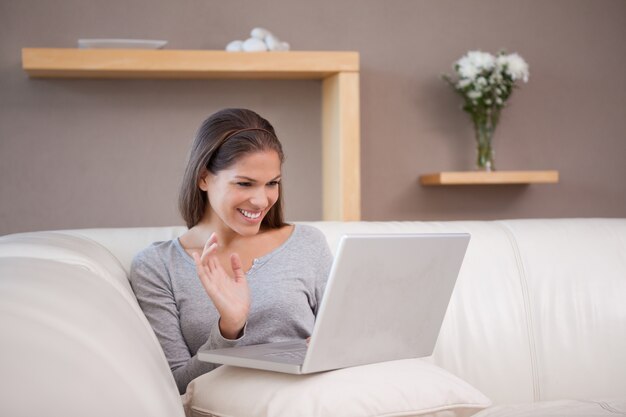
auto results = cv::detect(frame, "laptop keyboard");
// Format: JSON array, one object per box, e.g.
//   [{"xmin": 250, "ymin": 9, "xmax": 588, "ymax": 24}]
[{"xmin": 263, "ymin": 349, "xmax": 307, "ymax": 361}]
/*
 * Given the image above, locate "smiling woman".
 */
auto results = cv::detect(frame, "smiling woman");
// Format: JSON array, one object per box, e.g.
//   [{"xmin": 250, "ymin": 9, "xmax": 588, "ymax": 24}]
[
  {"xmin": 129, "ymin": 108, "xmax": 333, "ymax": 394},
  {"xmin": 178, "ymin": 110, "xmax": 287, "ymax": 232},
  {"xmin": 200, "ymin": 151, "xmax": 282, "ymax": 236}
]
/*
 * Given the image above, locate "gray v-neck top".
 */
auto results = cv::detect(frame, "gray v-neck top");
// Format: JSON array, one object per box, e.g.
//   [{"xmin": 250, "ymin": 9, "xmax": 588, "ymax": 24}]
[{"xmin": 129, "ymin": 224, "xmax": 333, "ymax": 394}]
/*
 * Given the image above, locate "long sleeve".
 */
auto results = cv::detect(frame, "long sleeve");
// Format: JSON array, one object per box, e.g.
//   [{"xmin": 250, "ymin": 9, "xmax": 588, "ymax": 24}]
[{"xmin": 129, "ymin": 250, "xmax": 243, "ymax": 394}]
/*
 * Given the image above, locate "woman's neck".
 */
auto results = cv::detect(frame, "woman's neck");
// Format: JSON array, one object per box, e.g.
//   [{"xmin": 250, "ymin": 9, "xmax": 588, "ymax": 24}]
[{"xmin": 190, "ymin": 222, "xmax": 236, "ymax": 247}]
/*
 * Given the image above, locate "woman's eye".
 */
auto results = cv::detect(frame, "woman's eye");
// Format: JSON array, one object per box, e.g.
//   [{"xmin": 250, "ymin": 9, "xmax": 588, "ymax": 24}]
[
  {"xmin": 236, "ymin": 182, "xmax": 252, "ymax": 187},
  {"xmin": 267, "ymin": 181, "xmax": 281, "ymax": 187}
]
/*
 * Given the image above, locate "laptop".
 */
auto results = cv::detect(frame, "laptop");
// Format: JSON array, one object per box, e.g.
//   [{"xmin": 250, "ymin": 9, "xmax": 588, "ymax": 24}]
[{"xmin": 198, "ymin": 233, "xmax": 470, "ymax": 374}]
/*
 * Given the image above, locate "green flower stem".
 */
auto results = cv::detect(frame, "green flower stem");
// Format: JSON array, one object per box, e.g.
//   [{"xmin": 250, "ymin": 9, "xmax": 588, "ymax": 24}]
[{"xmin": 472, "ymin": 108, "xmax": 498, "ymax": 171}]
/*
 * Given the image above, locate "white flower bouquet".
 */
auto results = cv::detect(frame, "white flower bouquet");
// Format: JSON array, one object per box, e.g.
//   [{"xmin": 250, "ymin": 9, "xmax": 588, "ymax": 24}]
[{"xmin": 443, "ymin": 50, "xmax": 529, "ymax": 170}]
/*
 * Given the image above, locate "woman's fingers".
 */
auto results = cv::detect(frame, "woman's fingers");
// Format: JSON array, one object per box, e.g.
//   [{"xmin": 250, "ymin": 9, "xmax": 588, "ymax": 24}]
[
  {"xmin": 193, "ymin": 246, "xmax": 216, "ymax": 278},
  {"xmin": 209, "ymin": 255, "xmax": 220, "ymax": 274},
  {"xmin": 193, "ymin": 245, "xmax": 250, "ymax": 334},
  {"xmin": 194, "ymin": 239, "xmax": 248, "ymax": 307},
  {"xmin": 193, "ymin": 252, "xmax": 213, "ymax": 289},
  {"xmin": 201, "ymin": 242, "xmax": 218, "ymax": 265},
  {"xmin": 200, "ymin": 233, "xmax": 218, "ymax": 262},
  {"xmin": 230, "ymin": 253, "xmax": 245, "ymax": 282}
]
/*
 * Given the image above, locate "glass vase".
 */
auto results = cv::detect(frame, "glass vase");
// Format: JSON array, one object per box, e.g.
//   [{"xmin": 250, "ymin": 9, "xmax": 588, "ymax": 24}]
[{"xmin": 474, "ymin": 119, "xmax": 496, "ymax": 171}]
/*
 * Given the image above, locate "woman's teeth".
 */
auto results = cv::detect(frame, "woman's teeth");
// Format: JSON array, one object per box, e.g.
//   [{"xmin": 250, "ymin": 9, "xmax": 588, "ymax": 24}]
[{"xmin": 238, "ymin": 209, "xmax": 261, "ymax": 219}]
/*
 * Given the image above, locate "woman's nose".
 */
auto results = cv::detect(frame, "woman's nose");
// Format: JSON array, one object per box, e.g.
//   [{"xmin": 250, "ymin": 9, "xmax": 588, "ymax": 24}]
[{"xmin": 249, "ymin": 187, "xmax": 268, "ymax": 207}]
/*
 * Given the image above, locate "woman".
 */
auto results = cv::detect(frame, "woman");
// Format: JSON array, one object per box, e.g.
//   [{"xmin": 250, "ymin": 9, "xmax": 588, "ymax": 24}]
[{"xmin": 129, "ymin": 108, "xmax": 333, "ymax": 394}]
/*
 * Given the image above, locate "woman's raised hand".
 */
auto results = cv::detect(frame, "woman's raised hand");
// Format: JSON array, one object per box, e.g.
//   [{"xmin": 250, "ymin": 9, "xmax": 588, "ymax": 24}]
[{"xmin": 192, "ymin": 233, "xmax": 251, "ymax": 340}]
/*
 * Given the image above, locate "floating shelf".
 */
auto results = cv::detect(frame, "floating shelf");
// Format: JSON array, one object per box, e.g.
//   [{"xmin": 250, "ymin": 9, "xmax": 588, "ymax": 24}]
[
  {"xmin": 21, "ymin": 48, "xmax": 361, "ymax": 221},
  {"xmin": 419, "ymin": 170, "xmax": 559, "ymax": 186},
  {"xmin": 21, "ymin": 48, "xmax": 359, "ymax": 79}
]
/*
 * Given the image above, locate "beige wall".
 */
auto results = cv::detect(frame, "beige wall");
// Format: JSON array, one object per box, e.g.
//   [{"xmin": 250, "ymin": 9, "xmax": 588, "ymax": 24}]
[{"xmin": 1, "ymin": 0, "xmax": 625, "ymax": 235}]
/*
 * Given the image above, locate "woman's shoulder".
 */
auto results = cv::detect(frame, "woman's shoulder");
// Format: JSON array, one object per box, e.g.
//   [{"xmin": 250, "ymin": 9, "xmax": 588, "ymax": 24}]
[
  {"xmin": 290, "ymin": 224, "xmax": 333, "ymax": 272},
  {"xmin": 294, "ymin": 223, "xmax": 326, "ymax": 240},
  {"xmin": 129, "ymin": 239, "xmax": 186, "ymax": 287},
  {"xmin": 290, "ymin": 224, "xmax": 330, "ymax": 251},
  {"xmin": 131, "ymin": 239, "xmax": 179, "ymax": 268}
]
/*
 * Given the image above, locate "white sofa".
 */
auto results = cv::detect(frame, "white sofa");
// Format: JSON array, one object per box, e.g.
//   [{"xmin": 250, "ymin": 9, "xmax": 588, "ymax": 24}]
[{"xmin": 1, "ymin": 219, "xmax": 625, "ymax": 416}]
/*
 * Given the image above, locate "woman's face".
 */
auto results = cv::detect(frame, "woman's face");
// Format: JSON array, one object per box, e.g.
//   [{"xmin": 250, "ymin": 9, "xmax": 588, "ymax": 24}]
[{"xmin": 200, "ymin": 150, "xmax": 281, "ymax": 236}]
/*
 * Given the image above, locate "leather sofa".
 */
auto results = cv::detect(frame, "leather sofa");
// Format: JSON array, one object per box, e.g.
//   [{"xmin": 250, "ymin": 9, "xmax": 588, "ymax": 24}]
[{"xmin": 1, "ymin": 219, "xmax": 625, "ymax": 416}]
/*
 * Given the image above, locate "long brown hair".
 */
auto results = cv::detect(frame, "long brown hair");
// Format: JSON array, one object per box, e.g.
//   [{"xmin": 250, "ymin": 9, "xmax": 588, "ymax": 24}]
[{"xmin": 178, "ymin": 108, "xmax": 287, "ymax": 229}]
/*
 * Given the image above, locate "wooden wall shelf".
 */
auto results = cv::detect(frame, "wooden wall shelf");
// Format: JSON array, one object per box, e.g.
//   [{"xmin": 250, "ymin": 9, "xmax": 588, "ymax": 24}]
[
  {"xmin": 21, "ymin": 48, "xmax": 359, "ymax": 79},
  {"xmin": 419, "ymin": 170, "xmax": 559, "ymax": 186},
  {"xmin": 22, "ymin": 48, "xmax": 361, "ymax": 221}
]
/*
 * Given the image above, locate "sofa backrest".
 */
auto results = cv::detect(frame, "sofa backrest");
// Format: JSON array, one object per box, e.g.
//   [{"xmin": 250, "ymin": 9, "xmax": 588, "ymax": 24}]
[{"xmin": 1, "ymin": 219, "xmax": 625, "ymax": 408}]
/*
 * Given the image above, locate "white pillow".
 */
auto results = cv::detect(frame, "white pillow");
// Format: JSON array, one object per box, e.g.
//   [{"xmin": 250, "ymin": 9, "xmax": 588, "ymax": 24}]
[{"xmin": 184, "ymin": 358, "xmax": 491, "ymax": 417}]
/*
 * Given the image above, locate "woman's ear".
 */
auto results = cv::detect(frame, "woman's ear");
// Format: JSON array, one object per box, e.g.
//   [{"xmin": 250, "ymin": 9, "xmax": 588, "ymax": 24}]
[{"xmin": 198, "ymin": 169, "xmax": 210, "ymax": 191}]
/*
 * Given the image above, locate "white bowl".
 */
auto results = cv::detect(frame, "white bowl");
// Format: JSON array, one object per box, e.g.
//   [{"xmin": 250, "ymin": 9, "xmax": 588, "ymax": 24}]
[{"xmin": 77, "ymin": 39, "xmax": 168, "ymax": 49}]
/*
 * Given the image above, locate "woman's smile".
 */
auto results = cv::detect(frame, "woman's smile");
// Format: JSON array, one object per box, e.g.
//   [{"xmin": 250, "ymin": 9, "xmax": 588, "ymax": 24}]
[
  {"xmin": 201, "ymin": 150, "xmax": 282, "ymax": 237},
  {"xmin": 237, "ymin": 208, "xmax": 263, "ymax": 222}
]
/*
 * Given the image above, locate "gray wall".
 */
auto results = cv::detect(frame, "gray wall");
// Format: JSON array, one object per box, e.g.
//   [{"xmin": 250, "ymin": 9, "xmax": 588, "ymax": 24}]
[{"xmin": 1, "ymin": 0, "xmax": 625, "ymax": 235}]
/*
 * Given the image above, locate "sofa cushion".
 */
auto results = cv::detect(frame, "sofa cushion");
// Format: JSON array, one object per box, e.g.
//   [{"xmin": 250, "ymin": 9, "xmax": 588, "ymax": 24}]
[
  {"xmin": 184, "ymin": 358, "xmax": 491, "ymax": 417},
  {"xmin": 472, "ymin": 398, "xmax": 626, "ymax": 416},
  {"xmin": 502, "ymin": 219, "xmax": 626, "ymax": 401}
]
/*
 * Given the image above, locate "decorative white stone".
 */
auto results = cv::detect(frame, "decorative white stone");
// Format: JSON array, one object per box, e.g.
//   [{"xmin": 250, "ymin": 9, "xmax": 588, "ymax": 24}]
[
  {"xmin": 250, "ymin": 27, "xmax": 271, "ymax": 40},
  {"xmin": 242, "ymin": 37, "xmax": 268, "ymax": 52},
  {"xmin": 227, "ymin": 28, "xmax": 289, "ymax": 53},
  {"xmin": 265, "ymin": 34, "xmax": 281, "ymax": 51},
  {"xmin": 225, "ymin": 40, "xmax": 244, "ymax": 52}
]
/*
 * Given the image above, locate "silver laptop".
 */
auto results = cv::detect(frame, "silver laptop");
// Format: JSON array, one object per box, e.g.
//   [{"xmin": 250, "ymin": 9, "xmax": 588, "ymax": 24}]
[{"xmin": 198, "ymin": 233, "xmax": 470, "ymax": 374}]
